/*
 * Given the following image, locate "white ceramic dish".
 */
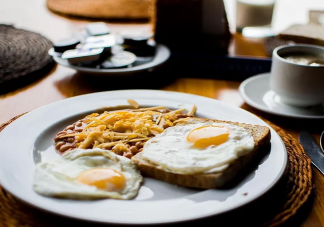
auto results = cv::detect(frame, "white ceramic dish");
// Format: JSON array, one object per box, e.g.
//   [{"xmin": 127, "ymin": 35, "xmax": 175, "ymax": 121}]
[
  {"xmin": 0, "ymin": 90, "xmax": 287, "ymax": 225},
  {"xmin": 239, "ymin": 73, "xmax": 324, "ymax": 119}
]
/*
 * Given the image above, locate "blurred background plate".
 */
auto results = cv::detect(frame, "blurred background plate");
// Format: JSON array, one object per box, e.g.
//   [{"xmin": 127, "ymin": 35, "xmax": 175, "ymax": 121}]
[{"xmin": 53, "ymin": 44, "xmax": 170, "ymax": 76}]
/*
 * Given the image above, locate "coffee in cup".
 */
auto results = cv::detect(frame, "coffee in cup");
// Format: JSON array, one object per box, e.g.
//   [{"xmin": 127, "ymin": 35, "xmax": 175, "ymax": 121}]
[{"xmin": 281, "ymin": 52, "xmax": 324, "ymax": 66}]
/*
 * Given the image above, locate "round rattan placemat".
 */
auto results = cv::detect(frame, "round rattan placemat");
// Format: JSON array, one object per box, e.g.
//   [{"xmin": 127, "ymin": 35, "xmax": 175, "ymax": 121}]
[
  {"xmin": 0, "ymin": 113, "xmax": 312, "ymax": 227},
  {"xmin": 0, "ymin": 25, "xmax": 55, "ymax": 94},
  {"xmin": 46, "ymin": 0, "xmax": 153, "ymax": 20}
]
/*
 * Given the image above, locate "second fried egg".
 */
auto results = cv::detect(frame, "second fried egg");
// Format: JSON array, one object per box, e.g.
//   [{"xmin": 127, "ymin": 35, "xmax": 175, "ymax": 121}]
[
  {"xmin": 33, "ymin": 148, "xmax": 142, "ymax": 200},
  {"xmin": 138, "ymin": 122, "xmax": 255, "ymax": 175}
]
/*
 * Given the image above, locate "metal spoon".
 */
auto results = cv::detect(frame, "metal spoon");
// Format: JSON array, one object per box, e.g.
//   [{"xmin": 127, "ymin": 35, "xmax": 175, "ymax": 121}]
[{"xmin": 320, "ymin": 131, "xmax": 324, "ymax": 153}]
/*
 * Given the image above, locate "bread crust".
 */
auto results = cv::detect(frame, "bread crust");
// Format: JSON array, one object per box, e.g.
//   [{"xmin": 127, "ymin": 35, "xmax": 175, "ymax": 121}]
[{"xmin": 132, "ymin": 118, "xmax": 271, "ymax": 189}]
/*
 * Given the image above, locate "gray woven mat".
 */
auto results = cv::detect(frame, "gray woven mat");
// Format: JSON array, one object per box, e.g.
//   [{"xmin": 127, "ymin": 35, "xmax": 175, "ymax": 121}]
[{"xmin": 0, "ymin": 24, "xmax": 55, "ymax": 93}]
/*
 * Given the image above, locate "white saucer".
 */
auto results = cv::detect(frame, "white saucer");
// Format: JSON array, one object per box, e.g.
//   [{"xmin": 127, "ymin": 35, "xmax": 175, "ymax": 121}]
[{"xmin": 239, "ymin": 73, "xmax": 324, "ymax": 119}]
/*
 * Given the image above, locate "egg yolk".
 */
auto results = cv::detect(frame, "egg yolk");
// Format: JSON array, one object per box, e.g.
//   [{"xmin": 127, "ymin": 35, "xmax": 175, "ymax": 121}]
[
  {"xmin": 77, "ymin": 168, "xmax": 126, "ymax": 192},
  {"xmin": 186, "ymin": 126, "xmax": 229, "ymax": 149}
]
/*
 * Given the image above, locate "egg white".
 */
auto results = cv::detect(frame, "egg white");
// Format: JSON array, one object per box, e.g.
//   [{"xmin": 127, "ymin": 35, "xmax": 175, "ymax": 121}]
[
  {"xmin": 140, "ymin": 123, "xmax": 255, "ymax": 175},
  {"xmin": 33, "ymin": 148, "xmax": 143, "ymax": 200}
]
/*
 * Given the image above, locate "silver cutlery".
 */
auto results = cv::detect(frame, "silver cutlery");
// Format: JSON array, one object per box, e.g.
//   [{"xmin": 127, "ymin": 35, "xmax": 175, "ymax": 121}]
[
  {"xmin": 299, "ymin": 130, "xmax": 324, "ymax": 175},
  {"xmin": 320, "ymin": 131, "xmax": 324, "ymax": 153}
]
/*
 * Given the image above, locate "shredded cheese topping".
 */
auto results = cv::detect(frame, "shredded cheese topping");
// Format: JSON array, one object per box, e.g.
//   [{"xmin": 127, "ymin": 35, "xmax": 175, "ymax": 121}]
[{"xmin": 58, "ymin": 105, "xmax": 196, "ymax": 154}]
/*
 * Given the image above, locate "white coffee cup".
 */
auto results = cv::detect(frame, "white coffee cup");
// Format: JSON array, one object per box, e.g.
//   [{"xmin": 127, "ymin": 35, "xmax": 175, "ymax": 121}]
[{"xmin": 270, "ymin": 44, "xmax": 324, "ymax": 107}]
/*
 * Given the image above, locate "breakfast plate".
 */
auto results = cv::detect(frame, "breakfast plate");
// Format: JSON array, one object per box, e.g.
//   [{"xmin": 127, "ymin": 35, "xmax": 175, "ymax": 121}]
[
  {"xmin": 239, "ymin": 73, "xmax": 324, "ymax": 119},
  {"xmin": 0, "ymin": 90, "xmax": 287, "ymax": 225}
]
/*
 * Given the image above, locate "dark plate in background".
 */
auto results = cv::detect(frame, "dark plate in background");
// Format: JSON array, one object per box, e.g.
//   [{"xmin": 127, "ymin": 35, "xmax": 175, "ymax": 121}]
[{"xmin": 53, "ymin": 44, "xmax": 170, "ymax": 77}]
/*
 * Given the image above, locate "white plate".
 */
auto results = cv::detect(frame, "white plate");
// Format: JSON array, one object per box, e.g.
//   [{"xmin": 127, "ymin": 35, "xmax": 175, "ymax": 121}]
[
  {"xmin": 0, "ymin": 90, "xmax": 287, "ymax": 225},
  {"xmin": 239, "ymin": 73, "xmax": 324, "ymax": 119}
]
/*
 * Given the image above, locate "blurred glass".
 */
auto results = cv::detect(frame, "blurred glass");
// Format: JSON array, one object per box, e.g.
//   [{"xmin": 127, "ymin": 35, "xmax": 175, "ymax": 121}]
[{"xmin": 236, "ymin": 0, "xmax": 275, "ymax": 38}]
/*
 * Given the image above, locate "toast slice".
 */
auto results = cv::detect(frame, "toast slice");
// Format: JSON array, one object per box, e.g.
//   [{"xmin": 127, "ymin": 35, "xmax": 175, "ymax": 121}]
[{"xmin": 132, "ymin": 118, "xmax": 271, "ymax": 189}]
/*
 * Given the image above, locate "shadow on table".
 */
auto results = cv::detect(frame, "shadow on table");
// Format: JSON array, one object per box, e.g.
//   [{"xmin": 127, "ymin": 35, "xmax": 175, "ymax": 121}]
[{"xmin": 54, "ymin": 69, "xmax": 178, "ymax": 98}]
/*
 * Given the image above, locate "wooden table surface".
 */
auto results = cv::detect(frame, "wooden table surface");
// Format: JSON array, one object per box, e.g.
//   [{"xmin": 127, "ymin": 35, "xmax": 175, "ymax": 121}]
[{"xmin": 1, "ymin": 0, "xmax": 324, "ymax": 226}]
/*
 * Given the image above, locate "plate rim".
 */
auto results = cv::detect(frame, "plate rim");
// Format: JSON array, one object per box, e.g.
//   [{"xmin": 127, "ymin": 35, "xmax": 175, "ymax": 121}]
[
  {"xmin": 239, "ymin": 73, "xmax": 324, "ymax": 119},
  {"xmin": 0, "ymin": 89, "xmax": 287, "ymax": 224}
]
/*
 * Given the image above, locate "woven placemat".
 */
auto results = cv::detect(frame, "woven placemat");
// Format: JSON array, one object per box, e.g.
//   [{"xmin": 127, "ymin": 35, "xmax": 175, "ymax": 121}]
[
  {"xmin": 0, "ymin": 114, "xmax": 312, "ymax": 227},
  {"xmin": 47, "ymin": 0, "xmax": 153, "ymax": 20},
  {"xmin": 0, "ymin": 25, "xmax": 55, "ymax": 94}
]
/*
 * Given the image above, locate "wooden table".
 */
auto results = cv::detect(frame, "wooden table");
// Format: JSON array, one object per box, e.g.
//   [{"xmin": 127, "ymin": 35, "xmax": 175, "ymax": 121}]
[{"xmin": 0, "ymin": 0, "xmax": 324, "ymax": 226}]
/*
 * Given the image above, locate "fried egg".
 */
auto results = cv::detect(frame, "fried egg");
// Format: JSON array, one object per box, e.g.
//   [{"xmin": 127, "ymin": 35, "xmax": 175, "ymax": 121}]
[
  {"xmin": 140, "ymin": 122, "xmax": 255, "ymax": 175},
  {"xmin": 33, "ymin": 148, "xmax": 142, "ymax": 200}
]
